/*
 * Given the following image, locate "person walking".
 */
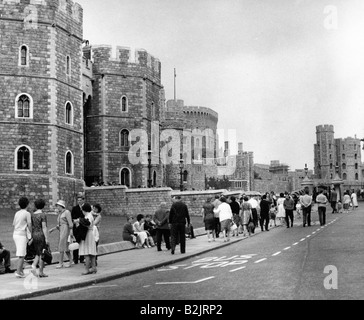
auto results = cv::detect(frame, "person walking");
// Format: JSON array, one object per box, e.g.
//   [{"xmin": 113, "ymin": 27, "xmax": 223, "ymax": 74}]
[
  {"xmin": 248, "ymin": 196, "xmax": 259, "ymax": 228},
  {"xmin": 351, "ymin": 190, "xmax": 358, "ymax": 211},
  {"xmin": 71, "ymin": 194, "xmax": 85, "ymax": 264},
  {"xmin": 343, "ymin": 191, "xmax": 351, "ymax": 214},
  {"xmin": 259, "ymin": 194, "xmax": 271, "ymax": 231},
  {"xmin": 213, "ymin": 197, "xmax": 233, "ymax": 242},
  {"xmin": 49, "ymin": 200, "xmax": 74, "ymax": 268},
  {"xmin": 201, "ymin": 198, "xmax": 216, "ymax": 242},
  {"xmin": 300, "ymin": 189, "xmax": 312, "ymax": 227},
  {"xmin": 169, "ymin": 196, "xmax": 190, "ymax": 255},
  {"xmin": 212, "ymin": 195, "xmax": 221, "ymax": 238},
  {"xmin": 283, "ymin": 194, "xmax": 295, "ymax": 228},
  {"xmin": 30, "ymin": 199, "xmax": 49, "ymax": 278},
  {"xmin": 76, "ymin": 203, "xmax": 97, "ymax": 275},
  {"xmin": 276, "ymin": 193, "xmax": 286, "ymax": 227},
  {"xmin": 240, "ymin": 196, "xmax": 253, "ymax": 237},
  {"xmin": 316, "ymin": 190, "xmax": 328, "ymax": 226},
  {"xmin": 154, "ymin": 202, "xmax": 171, "ymax": 251},
  {"xmin": 330, "ymin": 188, "xmax": 338, "ymax": 214},
  {"xmin": 12, "ymin": 197, "xmax": 32, "ymax": 278}
]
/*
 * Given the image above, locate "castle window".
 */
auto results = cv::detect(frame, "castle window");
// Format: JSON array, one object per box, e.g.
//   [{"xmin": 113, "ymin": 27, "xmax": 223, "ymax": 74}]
[
  {"xmin": 342, "ymin": 154, "xmax": 345, "ymax": 160},
  {"xmin": 65, "ymin": 102, "xmax": 73, "ymax": 125},
  {"xmin": 66, "ymin": 56, "xmax": 71, "ymax": 75},
  {"xmin": 121, "ymin": 96, "xmax": 128, "ymax": 113},
  {"xmin": 355, "ymin": 173, "xmax": 359, "ymax": 180},
  {"xmin": 19, "ymin": 45, "xmax": 29, "ymax": 66},
  {"xmin": 120, "ymin": 129, "xmax": 129, "ymax": 147},
  {"xmin": 355, "ymin": 154, "xmax": 358, "ymax": 160},
  {"xmin": 151, "ymin": 102, "xmax": 155, "ymax": 119},
  {"xmin": 355, "ymin": 163, "xmax": 358, "ymax": 170},
  {"xmin": 65, "ymin": 151, "xmax": 74, "ymax": 175},
  {"xmin": 15, "ymin": 145, "xmax": 32, "ymax": 171},
  {"xmin": 342, "ymin": 163, "xmax": 346, "ymax": 170},
  {"xmin": 343, "ymin": 173, "xmax": 347, "ymax": 180},
  {"xmin": 120, "ymin": 168, "xmax": 131, "ymax": 187},
  {"xmin": 183, "ymin": 170, "xmax": 188, "ymax": 182},
  {"xmin": 330, "ymin": 163, "xmax": 333, "ymax": 170},
  {"xmin": 15, "ymin": 93, "xmax": 33, "ymax": 119}
]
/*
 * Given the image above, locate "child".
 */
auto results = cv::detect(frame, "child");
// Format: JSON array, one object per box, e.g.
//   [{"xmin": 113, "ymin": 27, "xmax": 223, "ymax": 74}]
[
  {"xmin": 269, "ymin": 204, "xmax": 277, "ymax": 228},
  {"xmin": 296, "ymin": 202, "xmax": 302, "ymax": 219},
  {"xmin": 337, "ymin": 200, "xmax": 343, "ymax": 214},
  {"xmin": 232, "ymin": 213, "xmax": 241, "ymax": 237}
]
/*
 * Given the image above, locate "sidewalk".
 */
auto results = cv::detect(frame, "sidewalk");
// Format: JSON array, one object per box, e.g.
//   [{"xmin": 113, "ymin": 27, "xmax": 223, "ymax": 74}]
[{"xmin": 0, "ymin": 216, "xmax": 318, "ymax": 300}]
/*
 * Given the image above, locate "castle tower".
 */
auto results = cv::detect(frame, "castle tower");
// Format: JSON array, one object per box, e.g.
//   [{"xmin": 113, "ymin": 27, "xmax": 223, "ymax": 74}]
[
  {"xmin": 314, "ymin": 125, "xmax": 336, "ymax": 180},
  {"xmin": 86, "ymin": 45, "xmax": 164, "ymax": 188},
  {"xmin": 0, "ymin": 0, "xmax": 84, "ymax": 209}
]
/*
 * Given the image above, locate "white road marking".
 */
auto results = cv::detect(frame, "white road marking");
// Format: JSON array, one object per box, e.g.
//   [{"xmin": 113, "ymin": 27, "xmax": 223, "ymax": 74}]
[
  {"xmin": 293, "ymin": 242, "xmax": 299, "ymax": 246},
  {"xmin": 229, "ymin": 266, "xmax": 246, "ymax": 273},
  {"xmin": 255, "ymin": 258, "xmax": 267, "ymax": 264},
  {"xmin": 300, "ymin": 238, "xmax": 305, "ymax": 242},
  {"xmin": 272, "ymin": 252, "xmax": 281, "ymax": 256},
  {"xmin": 284, "ymin": 247, "xmax": 291, "ymax": 251},
  {"xmin": 156, "ymin": 276, "xmax": 215, "ymax": 285},
  {"xmin": 306, "ymin": 235, "xmax": 311, "ymax": 238},
  {"xmin": 158, "ymin": 265, "xmax": 187, "ymax": 272}
]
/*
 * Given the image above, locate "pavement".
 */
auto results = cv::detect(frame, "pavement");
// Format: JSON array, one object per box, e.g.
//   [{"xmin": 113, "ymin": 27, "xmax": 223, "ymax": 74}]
[{"xmin": 0, "ymin": 214, "xmax": 318, "ymax": 300}]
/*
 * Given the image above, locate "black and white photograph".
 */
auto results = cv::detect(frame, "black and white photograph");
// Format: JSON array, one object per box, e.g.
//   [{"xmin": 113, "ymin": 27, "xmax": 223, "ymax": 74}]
[{"xmin": 1, "ymin": 0, "xmax": 364, "ymax": 307}]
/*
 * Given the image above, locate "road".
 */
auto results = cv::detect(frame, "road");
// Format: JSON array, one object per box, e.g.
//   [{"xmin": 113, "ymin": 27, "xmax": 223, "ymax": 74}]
[{"xmin": 29, "ymin": 208, "xmax": 364, "ymax": 300}]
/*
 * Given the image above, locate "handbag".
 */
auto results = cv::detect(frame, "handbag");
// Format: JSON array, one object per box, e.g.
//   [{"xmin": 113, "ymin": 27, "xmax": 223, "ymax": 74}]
[
  {"xmin": 230, "ymin": 223, "xmax": 238, "ymax": 231},
  {"xmin": 41, "ymin": 245, "xmax": 53, "ymax": 265}
]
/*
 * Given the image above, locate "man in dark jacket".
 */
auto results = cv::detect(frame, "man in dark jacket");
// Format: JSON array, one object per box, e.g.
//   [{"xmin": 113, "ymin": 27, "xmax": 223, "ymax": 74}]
[
  {"xmin": 154, "ymin": 202, "xmax": 171, "ymax": 252},
  {"xmin": 169, "ymin": 196, "xmax": 190, "ymax": 255},
  {"xmin": 71, "ymin": 194, "xmax": 85, "ymax": 264},
  {"xmin": 283, "ymin": 194, "xmax": 295, "ymax": 228},
  {"xmin": 259, "ymin": 194, "xmax": 271, "ymax": 231}
]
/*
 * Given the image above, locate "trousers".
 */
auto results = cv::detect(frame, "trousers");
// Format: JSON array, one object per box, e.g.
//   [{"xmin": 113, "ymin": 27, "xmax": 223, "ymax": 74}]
[
  {"xmin": 170, "ymin": 223, "xmax": 186, "ymax": 254},
  {"xmin": 302, "ymin": 205, "xmax": 312, "ymax": 226},
  {"xmin": 156, "ymin": 229, "xmax": 171, "ymax": 251},
  {"xmin": 285, "ymin": 209, "xmax": 294, "ymax": 227},
  {"xmin": 318, "ymin": 207, "xmax": 326, "ymax": 226}
]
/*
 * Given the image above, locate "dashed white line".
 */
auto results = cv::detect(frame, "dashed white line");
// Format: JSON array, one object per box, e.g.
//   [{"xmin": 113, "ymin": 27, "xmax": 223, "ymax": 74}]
[
  {"xmin": 293, "ymin": 242, "xmax": 299, "ymax": 246},
  {"xmin": 300, "ymin": 238, "xmax": 306, "ymax": 242},
  {"xmin": 306, "ymin": 235, "xmax": 311, "ymax": 238},
  {"xmin": 229, "ymin": 266, "xmax": 246, "ymax": 273},
  {"xmin": 255, "ymin": 258, "xmax": 267, "ymax": 264},
  {"xmin": 272, "ymin": 251, "xmax": 281, "ymax": 256},
  {"xmin": 284, "ymin": 247, "xmax": 291, "ymax": 251}
]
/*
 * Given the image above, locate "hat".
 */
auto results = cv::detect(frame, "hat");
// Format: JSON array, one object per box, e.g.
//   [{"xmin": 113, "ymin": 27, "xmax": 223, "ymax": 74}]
[{"xmin": 56, "ymin": 200, "xmax": 66, "ymax": 208}]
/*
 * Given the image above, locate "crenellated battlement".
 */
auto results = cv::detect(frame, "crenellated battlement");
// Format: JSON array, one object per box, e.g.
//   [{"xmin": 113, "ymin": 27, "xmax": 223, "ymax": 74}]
[
  {"xmin": 316, "ymin": 124, "xmax": 334, "ymax": 133},
  {"xmin": 183, "ymin": 106, "xmax": 219, "ymax": 121},
  {"xmin": 91, "ymin": 45, "xmax": 161, "ymax": 76}
]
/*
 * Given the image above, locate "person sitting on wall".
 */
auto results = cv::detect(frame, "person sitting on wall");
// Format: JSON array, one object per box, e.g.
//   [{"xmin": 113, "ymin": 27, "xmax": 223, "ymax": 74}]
[
  {"xmin": 0, "ymin": 242, "xmax": 16, "ymax": 274},
  {"xmin": 122, "ymin": 215, "xmax": 138, "ymax": 245}
]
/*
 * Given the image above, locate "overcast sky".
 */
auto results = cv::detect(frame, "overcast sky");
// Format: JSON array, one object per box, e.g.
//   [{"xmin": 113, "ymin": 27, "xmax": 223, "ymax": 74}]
[{"xmin": 77, "ymin": 0, "xmax": 364, "ymax": 170}]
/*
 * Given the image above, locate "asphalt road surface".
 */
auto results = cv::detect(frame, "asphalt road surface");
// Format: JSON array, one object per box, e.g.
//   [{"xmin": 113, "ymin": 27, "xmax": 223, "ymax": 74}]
[{"xmin": 30, "ymin": 209, "xmax": 364, "ymax": 300}]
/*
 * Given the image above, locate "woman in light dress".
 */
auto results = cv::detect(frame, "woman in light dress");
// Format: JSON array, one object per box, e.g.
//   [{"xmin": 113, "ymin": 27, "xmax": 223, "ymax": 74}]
[
  {"xmin": 76, "ymin": 203, "xmax": 97, "ymax": 275},
  {"xmin": 276, "ymin": 193, "xmax": 286, "ymax": 226},
  {"xmin": 12, "ymin": 197, "xmax": 32, "ymax": 278},
  {"xmin": 133, "ymin": 214, "xmax": 152, "ymax": 248},
  {"xmin": 49, "ymin": 200, "xmax": 74, "ymax": 268},
  {"xmin": 240, "ymin": 196, "xmax": 253, "ymax": 237},
  {"xmin": 351, "ymin": 191, "xmax": 358, "ymax": 210}
]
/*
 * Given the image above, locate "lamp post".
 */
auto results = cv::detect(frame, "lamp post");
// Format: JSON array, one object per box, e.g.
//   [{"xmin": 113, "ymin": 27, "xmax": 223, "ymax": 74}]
[
  {"xmin": 147, "ymin": 149, "xmax": 152, "ymax": 188},
  {"xmin": 179, "ymin": 156, "xmax": 184, "ymax": 192}
]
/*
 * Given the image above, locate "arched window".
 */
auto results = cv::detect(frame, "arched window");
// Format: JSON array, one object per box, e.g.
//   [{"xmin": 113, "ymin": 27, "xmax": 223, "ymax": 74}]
[
  {"xmin": 15, "ymin": 93, "xmax": 33, "ymax": 119},
  {"xmin": 65, "ymin": 151, "xmax": 74, "ymax": 175},
  {"xmin": 355, "ymin": 154, "xmax": 358, "ymax": 160},
  {"xmin": 65, "ymin": 102, "xmax": 73, "ymax": 125},
  {"xmin": 330, "ymin": 163, "xmax": 333, "ymax": 170},
  {"xmin": 15, "ymin": 145, "xmax": 32, "ymax": 171},
  {"xmin": 355, "ymin": 163, "xmax": 358, "ymax": 170},
  {"xmin": 343, "ymin": 173, "xmax": 347, "ymax": 180},
  {"xmin": 19, "ymin": 45, "xmax": 29, "ymax": 66},
  {"xmin": 342, "ymin": 163, "xmax": 346, "ymax": 170},
  {"xmin": 151, "ymin": 102, "xmax": 155, "ymax": 119},
  {"xmin": 120, "ymin": 129, "xmax": 129, "ymax": 147},
  {"xmin": 342, "ymin": 154, "xmax": 346, "ymax": 160},
  {"xmin": 355, "ymin": 173, "xmax": 359, "ymax": 181},
  {"xmin": 66, "ymin": 55, "xmax": 71, "ymax": 75},
  {"xmin": 120, "ymin": 168, "xmax": 131, "ymax": 187},
  {"xmin": 121, "ymin": 96, "xmax": 128, "ymax": 112},
  {"xmin": 153, "ymin": 171, "xmax": 157, "ymax": 187}
]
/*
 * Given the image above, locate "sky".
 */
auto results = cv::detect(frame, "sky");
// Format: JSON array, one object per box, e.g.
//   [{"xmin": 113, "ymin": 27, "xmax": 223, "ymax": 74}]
[{"xmin": 77, "ymin": 0, "xmax": 364, "ymax": 170}]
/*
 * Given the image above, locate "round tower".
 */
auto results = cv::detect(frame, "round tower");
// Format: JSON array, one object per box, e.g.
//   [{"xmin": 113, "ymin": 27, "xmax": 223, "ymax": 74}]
[
  {"xmin": 315, "ymin": 125, "xmax": 336, "ymax": 180},
  {"xmin": 0, "ymin": 0, "xmax": 84, "ymax": 209}
]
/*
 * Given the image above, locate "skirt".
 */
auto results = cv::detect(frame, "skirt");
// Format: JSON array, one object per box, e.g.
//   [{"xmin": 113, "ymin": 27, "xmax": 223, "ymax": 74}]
[
  {"xmin": 13, "ymin": 234, "xmax": 27, "ymax": 257},
  {"xmin": 204, "ymin": 217, "xmax": 215, "ymax": 231},
  {"xmin": 79, "ymin": 229, "xmax": 97, "ymax": 256},
  {"xmin": 59, "ymin": 224, "xmax": 70, "ymax": 252},
  {"xmin": 135, "ymin": 231, "xmax": 148, "ymax": 245}
]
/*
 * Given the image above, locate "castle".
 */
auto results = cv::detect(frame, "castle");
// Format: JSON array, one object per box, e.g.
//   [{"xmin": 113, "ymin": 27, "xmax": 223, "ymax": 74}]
[{"xmin": 0, "ymin": 0, "xmax": 219, "ymax": 209}]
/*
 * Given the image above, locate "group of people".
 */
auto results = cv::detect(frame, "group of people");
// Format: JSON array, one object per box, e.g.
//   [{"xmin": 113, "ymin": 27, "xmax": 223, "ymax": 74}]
[
  {"xmin": 5, "ymin": 194, "xmax": 102, "ymax": 279},
  {"xmin": 122, "ymin": 196, "xmax": 191, "ymax": 255}
]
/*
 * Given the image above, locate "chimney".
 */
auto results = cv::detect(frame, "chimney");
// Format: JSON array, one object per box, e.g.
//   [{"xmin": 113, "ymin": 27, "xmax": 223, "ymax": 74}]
[
  {"xmin": 238, "ymin": 142, "xmax": 243, "ymax": 154},
  {"xmin": 224, "ymin": 141, "xmax": 230, "ymax": 157}
]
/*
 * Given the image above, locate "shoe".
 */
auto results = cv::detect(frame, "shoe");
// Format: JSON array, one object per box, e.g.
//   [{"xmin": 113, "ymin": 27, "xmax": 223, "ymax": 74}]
[
  {"xmin": 81, "ymin": 271, "xmax": 93, "ymax": 276},
  {"xmin": 171, "ymin": 250, "xmax": 175, "ymax": 255},
  {"xmin": 90, "ymin": 268, "xmax": 97, "ymax": 274},
  {"xmin": 56, "ymin": 263, "xmax": 64, "ymax": 269},
  {"xmin": 265, "ymin": 229, "xmax": 269, "ymax": 232},
  {"xmin": 5, "ymin": 268, "xmax": 16, "ymax": 274},
  {"xmin": 31, "ymin": 268, "xmax": 38, "ymax": 277},
  {"xmin": 303, "ymin": 224, "xmax": 306, "ymax": 227},
  {"xmin": 64, "ymin": 262, "xmax": 71, "ymax": 268},
  {"xmin": 39, "ymin": 273, "xmax": 48, "ymax": 278},
  {"xmin": 15, "ymin": 272, "xmax": 26, "ymax": 278}
]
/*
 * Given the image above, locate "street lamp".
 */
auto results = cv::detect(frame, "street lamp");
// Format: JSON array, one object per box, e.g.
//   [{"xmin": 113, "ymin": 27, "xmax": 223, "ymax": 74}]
[
  {"xmin": 179, "ymin": 155, "xmax": 184, "ymax": 192},
  {"xmin": 147, "ymin": 148, "xmax": 152, "ymax": 188}
]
